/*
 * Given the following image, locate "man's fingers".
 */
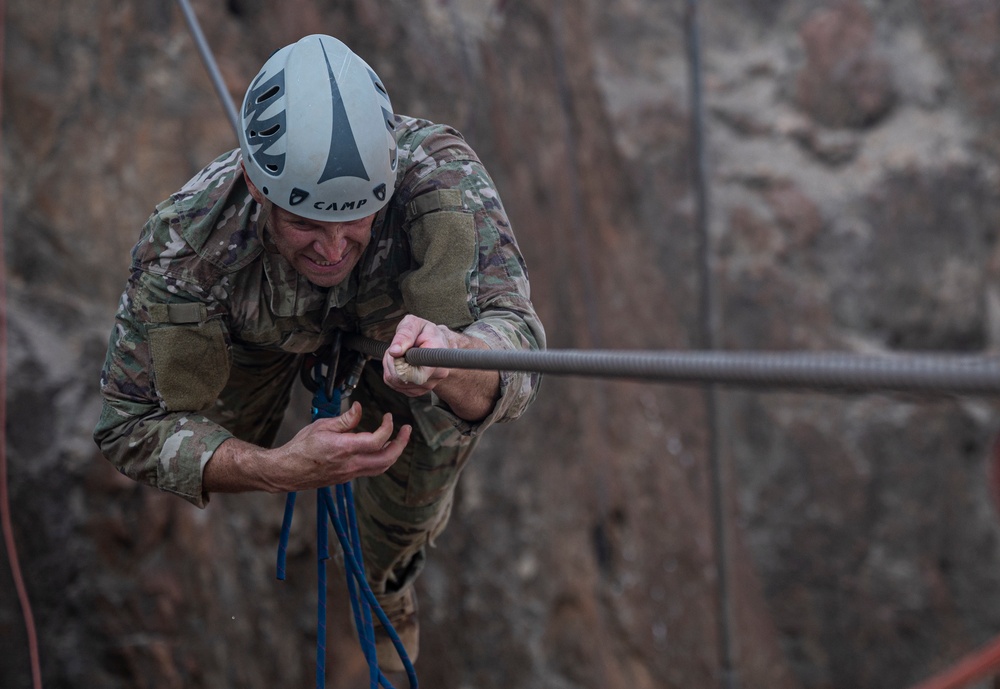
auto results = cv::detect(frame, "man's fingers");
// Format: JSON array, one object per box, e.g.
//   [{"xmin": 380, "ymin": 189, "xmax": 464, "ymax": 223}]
[
  {"xmin": 342, "ymin": 426, "xmax": 411, "ymax": 476},
  {"xmin": 322, "ymin": 401, "xmax": 362, "ymax": 432},
  {"xmin": 276, "ymin": 407, "xmax": 412, "ymax": 489},
  {"xmin": 389, "ymin": 315, "xmax": 421, "ymax": 356},
  {"xmin": 351, "ymin": 423, "xmax": 412, "ymax": 477},
  {"xmin": 383, "ymin": 424, "xmax": 412, "ymax": 454},
  {"xmin": 327, "ymin": 412, "xmax": 398, "ymax": 455},
  {"xmin": 366, "ymin": 412, "xmax": 396, "ymax": 446}
]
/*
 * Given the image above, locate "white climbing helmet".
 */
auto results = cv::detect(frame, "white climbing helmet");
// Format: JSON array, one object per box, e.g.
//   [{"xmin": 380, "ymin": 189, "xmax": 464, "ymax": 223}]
[{"xmin": 238, "ymin": 34, "xmax": 398, "ymax": 222}]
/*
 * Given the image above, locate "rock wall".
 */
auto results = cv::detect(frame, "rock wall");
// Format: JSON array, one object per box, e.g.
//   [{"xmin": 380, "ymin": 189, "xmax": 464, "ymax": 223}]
[{"xmin": 2, "ymin": 1, "xmax": 999, "ymax": 688}]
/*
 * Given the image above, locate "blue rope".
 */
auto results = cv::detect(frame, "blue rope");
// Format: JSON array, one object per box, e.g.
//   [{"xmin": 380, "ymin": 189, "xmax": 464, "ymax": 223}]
[
  {"xmin": 276, "ymin": 491, "xmax": 297, "ymax": 580},
  {"xmin": 317, "ymin": 483, "xmax": 329, "ymax": 689},
  {"xmin": 321, "ymin": 486, "xmax": 418, "ymax": 689},
  {"xmin": 275, "ymin": 362, "xmax": 418, "ymax": 689},
  {"xmin": 333, "ymin": 483, "xmax": 377, "ymax": 686}
]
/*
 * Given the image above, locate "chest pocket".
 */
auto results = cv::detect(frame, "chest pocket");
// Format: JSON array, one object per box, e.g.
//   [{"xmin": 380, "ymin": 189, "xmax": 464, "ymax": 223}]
[
  {"xmin": 147, "ymin": 302, "xmax": 231, "ymax": 412},
  {"xmin": 278, "ymin": 327, "xmax": 327, "ymax": 354},
  {"xmin": 400, "ymin": 188, "xmax": 477, "ymax": 329}
]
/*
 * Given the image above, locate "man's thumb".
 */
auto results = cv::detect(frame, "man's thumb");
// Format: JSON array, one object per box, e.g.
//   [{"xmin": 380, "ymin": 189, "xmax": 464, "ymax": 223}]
[{"xmin": 326, "ymin": 401, "xmax": 362, "ymax": 432}]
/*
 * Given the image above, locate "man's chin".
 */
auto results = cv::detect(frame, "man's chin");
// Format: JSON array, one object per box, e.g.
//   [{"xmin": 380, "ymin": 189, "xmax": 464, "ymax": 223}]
[{"xmin": 304, "ymin": 272, "xmax": 348, "ymax": 288}]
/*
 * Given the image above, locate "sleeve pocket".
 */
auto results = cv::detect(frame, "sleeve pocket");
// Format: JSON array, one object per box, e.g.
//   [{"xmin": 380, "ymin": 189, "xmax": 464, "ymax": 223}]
[
  {"xmin": 148, "ymin": 318, "xmax": 231, "ymax": 411},
  {"xmin": 400, "ymin": 210, "xmax": 477, "ymax": 329}
]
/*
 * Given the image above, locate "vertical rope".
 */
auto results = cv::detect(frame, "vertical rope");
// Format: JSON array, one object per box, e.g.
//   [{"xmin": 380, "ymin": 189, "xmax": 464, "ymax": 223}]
[
  {"xmin": 684, "ymin": 1, "xmax": 738, "ymax": 687},
  {"xmin": 276, "ymin": 492, "xmax": 297, "ymax": 580},
  {"xmin": 0, "ymin": 0, "xmax": 43, "ymax": 683},
  {"xmin": 316, "ymin": 488, "xmax": 329, "ymax": 689},
  {"xmin": 175, "ymin": 0, "xmax": 240, "ymax": 138}
]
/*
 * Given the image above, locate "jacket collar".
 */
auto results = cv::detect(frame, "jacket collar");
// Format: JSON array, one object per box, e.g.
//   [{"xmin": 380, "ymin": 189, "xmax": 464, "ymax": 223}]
[{"xmin": 259, "ymin": 225, "xmax": 358, "ymax": 317}]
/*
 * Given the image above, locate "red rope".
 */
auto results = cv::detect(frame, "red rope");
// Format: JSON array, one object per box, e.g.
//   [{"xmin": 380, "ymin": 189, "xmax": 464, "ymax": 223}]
[
  {"xmin": 908, "ymin": 635, "xmax": 1000, "ymax": 689},
  {"xmin": 990, "ymin": 433, "xmax": 1000, "ymax": 519},
  {"xmin": 0, "ymin": 0, "xmax": 44, "ymax": 684},
  {"xmin": 904, "ymin": 436, "xmax": 1000, "ymax": 689}
]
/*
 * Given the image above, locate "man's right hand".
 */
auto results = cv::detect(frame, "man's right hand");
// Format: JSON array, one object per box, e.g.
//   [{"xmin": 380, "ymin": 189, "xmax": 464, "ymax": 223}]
[{"xmin": 203, "ymin": 402, "xmax": 411, "ymax": 495}]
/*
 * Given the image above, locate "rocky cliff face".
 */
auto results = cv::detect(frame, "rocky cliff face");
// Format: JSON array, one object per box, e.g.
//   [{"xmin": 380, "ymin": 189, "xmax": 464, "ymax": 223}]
[{"xmin": 3, "ymin": 1, "xmax": 1000, "ymax": 688}]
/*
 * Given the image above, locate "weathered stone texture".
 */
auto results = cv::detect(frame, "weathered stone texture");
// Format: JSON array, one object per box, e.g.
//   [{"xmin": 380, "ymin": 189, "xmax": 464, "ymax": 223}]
[
  {"xmin": 3, "ymin": 1, "xmax": 1000, "ymax": 688},
  {"xmin": 795, "ymin": 1, "xmax": 897, "ymax": 128}
]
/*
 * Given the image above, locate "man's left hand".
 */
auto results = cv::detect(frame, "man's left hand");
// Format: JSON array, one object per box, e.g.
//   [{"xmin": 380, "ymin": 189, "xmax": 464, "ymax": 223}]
[
  {"xmin": 382, "ymin": 315, "xmax": 454, "ymax": 397},
  {"xmin": 381, "ymin": 315, "xmax": 501, "ymax": 422}
]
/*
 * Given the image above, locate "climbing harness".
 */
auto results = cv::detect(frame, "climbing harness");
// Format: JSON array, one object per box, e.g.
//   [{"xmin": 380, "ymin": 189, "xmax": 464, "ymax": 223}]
[{"xmin": 276, "ymin": 334, "xmax": 418, "ymax": 689}]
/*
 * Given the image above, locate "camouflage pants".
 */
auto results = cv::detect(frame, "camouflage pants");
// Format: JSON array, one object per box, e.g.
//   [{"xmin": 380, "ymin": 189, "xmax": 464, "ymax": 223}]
[{"xmin": 209, "ymin": 345, "xmax": 477, "ymax": 600}]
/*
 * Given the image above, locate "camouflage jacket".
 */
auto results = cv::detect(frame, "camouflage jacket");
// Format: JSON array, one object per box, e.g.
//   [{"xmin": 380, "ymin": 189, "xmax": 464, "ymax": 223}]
[{"xmin": 95, "ymin": 116, "xmax": 546, "ymax": 507}]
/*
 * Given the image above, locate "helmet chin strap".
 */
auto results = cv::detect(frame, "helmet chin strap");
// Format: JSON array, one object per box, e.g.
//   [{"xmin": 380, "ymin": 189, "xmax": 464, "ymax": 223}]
[
  {"xmin": 241, "ymin": 161, "xmax": 266, "ymax": 205},
  {"xmin": 241, "ymin": 164, "xmax": 276, "ymax": 246}
]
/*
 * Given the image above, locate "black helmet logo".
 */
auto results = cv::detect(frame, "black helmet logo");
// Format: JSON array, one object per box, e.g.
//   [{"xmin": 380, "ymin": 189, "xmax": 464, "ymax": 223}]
[{"xmin": 318, "ymin": 42, "xmax": 370, "ymax": 184}]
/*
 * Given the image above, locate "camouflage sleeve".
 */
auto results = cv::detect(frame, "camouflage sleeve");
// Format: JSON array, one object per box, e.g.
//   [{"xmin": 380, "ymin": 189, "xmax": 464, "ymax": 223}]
[
  {"xmin": 402, "ymin": 152, "xmax": 546, "ymax": 439},
  {"xmin": 94, "ymin": 213, "xmax": 234, "ymax": 509}
]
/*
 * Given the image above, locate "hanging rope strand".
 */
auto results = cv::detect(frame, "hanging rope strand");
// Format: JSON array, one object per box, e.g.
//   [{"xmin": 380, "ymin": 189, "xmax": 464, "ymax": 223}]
[
  {"xmin": 175, "ymin": 0, "xmax": 240, "ymax": 136},
  {"xmin": 0, "ymin": 0, "xmax": 44, "ymax": 684},
  {"xmin": 684, "ymin": 0, "xmax": 738, "ymax": 684},
  {"xmin": 273, "ymin": 362, "xmax": 418, "ymax": 689}
]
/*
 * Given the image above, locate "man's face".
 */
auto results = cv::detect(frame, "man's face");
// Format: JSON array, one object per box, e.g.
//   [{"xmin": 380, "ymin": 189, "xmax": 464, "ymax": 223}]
[{"xmin": 267, "ymin": 205, "xmax": 375, "ymax": 288}]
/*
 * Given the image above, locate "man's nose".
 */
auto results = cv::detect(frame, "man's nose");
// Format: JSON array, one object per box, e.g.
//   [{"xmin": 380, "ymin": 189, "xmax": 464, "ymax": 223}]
[{"xmin": 313, "ymin": 228, "xmax": 347, "ymax": 260}]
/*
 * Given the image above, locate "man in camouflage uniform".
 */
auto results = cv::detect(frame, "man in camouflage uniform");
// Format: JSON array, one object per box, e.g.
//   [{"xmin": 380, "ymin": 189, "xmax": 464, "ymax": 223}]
[{"xmin": 94, "ymin": 35, "xmax": 544, "ymax": 672}]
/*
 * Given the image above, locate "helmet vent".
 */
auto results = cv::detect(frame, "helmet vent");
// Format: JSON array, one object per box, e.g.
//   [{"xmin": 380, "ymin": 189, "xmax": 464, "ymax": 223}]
[
  {"xmin": 256, "ymin": 85, "xmax": 281, "ymax": 103},
  {"xmin": 265, "ymin": 164, "xmax": 279, "ymax": 173},
  {"xmin": 243, "ymin": 69, "xmax": 287, "ymax": 177}
]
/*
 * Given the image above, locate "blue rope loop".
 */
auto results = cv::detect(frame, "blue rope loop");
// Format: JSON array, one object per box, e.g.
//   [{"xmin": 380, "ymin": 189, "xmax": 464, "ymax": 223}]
[
  {"xmin": 275, "ymin": 358, "xmax": 418, "ymax": 689},
  {"xmin": 312, "ymin": 385, "xmax": 342, "ymax": 421}
]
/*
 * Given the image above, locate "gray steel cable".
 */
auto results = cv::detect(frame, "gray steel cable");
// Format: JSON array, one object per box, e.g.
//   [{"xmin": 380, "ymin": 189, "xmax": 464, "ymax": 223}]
[
  {"xmin": 344, "ymin": 334, "xmax": 1000, "ymax": 395},
  {"xmin": 175, "ymin": 0, "xmax": 240, "ymax": 137}
]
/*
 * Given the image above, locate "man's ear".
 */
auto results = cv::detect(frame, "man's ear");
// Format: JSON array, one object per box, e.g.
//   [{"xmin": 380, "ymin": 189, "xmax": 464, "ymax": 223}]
[{"xmin": 241, "ymin": 162, "xmax": 266, "ymax": 205}]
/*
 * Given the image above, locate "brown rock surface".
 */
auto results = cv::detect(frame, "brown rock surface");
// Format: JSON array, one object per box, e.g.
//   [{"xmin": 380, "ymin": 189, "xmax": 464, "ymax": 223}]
[
  {"xmin": 2, "ymin": 1, "xmax": 1000, "ymax": 688},
  {"xmin": 794, "ymin": 1, "xmax": 896, "ymax": 128}
]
